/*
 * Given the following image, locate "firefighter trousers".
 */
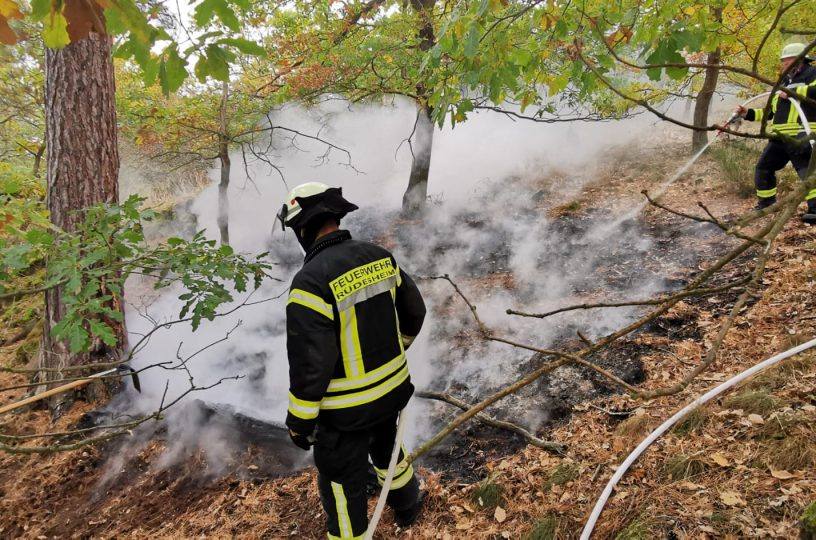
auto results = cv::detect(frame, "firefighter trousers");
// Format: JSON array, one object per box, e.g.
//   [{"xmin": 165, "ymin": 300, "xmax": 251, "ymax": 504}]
[
  {"xmin": 313, "ymin": 413, "xmax": 419, "ymax": 539},
  {"xmin": 755, "ymin": 134, "xmax": 814, "ymax": 202}
]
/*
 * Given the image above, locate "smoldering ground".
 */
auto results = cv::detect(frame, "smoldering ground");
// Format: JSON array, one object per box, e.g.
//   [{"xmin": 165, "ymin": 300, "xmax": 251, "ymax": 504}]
[{"xmin": 107, "ymin": 95, "xmax": 731, "ymax": 480}]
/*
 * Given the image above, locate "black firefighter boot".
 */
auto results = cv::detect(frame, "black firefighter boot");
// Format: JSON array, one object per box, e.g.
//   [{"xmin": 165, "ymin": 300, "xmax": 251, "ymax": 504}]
[
  {"xmin": 803, "ymin": 199, "xmax": 816, "ymax": 224},
  {"xmin": 754, "ymin": 196, "xmax": 776, "ymax": 211},
  {"xmin": 394, "ymin": 490, "xmax": 426, "ymax": 528}
]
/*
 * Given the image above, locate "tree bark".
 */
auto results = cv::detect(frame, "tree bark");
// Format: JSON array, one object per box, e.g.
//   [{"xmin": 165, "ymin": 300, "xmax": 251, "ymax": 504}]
[
  {"xmin": 691, "ymin": 8, "xmax": 723, "ymax": 152},
  {"xmin": 40, "ymin": 25, "xmax": 124, "ymax": 409},
  {"xmin": 402, "ymin": 0, "xmax": 436, "ymax": 214},
  {"xmin": 218, "ymin": 81, "xmax": 230, "ymax": 245},
  {"xmin": 402, "ymin": 104, "xmax": 434, "ymax": 212}
]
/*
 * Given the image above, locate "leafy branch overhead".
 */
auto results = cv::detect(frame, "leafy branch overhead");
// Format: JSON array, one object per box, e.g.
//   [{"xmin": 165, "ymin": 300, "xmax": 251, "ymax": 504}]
[
  {"xmin": 2, "ymin": 0, "xmax": 267, "ymax": 94},
  {"xmin": 0, "ymin": 194, "xmax": 273, "ymax": 352}
]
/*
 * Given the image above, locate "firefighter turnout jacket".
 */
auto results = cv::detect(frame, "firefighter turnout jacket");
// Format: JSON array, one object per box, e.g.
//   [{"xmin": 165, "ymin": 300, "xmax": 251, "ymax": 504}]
[
  {"xmin": 285, "ymin": 229, "xmax": 426, "ymax": 436},
  {"xmin": 745, "ymin": 64, "xmax": 816, "ymax": 136}
]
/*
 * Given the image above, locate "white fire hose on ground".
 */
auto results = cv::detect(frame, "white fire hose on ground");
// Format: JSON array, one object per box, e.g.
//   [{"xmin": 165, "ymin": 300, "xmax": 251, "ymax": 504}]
[
  {"xmin": 364, "ymin": 407, "xmax": 409, "ymax": 540},
  {"xmin": 580, "ymin": 336, "xmax": 816, "ymax": 539},
  {"xmin": 581, "ymin": 92, "xmax": 815, "ymax": 539}
]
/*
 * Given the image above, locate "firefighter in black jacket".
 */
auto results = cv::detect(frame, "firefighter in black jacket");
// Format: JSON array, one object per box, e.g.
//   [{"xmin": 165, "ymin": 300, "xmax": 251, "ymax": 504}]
[
  {"xmin": 277, "ymin": 182, "xmax": 426, "ymax": 539},
  {"xmin": 735, "ymin": 42, "xmax": 816, "ymax": 222}
]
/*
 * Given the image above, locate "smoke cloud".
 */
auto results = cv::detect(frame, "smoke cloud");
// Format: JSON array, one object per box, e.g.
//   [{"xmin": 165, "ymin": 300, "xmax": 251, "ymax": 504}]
[{"xmin": 117, "ymin": 95, "xmax": 714, "ymax": 468}]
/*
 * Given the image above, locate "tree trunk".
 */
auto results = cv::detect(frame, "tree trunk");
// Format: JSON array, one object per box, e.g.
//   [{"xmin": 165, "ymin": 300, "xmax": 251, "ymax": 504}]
[
  {"xmin": 402, "ymin": 0, "xmax": 436, "ymax": 214},
  {"xmin": 217, "ymin": 81, "xmax": 230, "ymax": 245},
  {"xmin": 402, "ymin": 104, "xmax": 434, "ymax": 212},
  {"xmin": 691, "ymin": 8, "xmax": 723, "ymax": 152},
  {"xmin": 40, "ymin": 25, "xmax": 124, "ymax": 410}
]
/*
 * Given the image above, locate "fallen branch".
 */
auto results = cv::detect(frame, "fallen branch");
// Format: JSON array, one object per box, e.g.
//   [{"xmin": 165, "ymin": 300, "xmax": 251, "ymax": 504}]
[
  {"xmin": 506, "ymin": 277, "xmax": 750, "ymax": 320},
  {"xmin": 415, "ymin": 390, "xmax": 566, "ymax": 454}
]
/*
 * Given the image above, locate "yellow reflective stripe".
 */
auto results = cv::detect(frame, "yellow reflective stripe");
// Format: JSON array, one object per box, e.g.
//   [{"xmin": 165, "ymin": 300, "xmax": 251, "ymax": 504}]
[
  {"xmin": 373, "ymin": 445, "xmax": 414, "ymax": 489},
  {"xmin": 287, "ymin": 392, "xmax": 320, "ymax": 420},
  {"xmin": 375, "ymin": 464, "xmax": 415, "ymax": 489},
  {"xmin": 787, "ymin": 98, "xmax": 800, "ymax": 124},
  {"xmin": 327, "ymin": 535, "xmax": 364, "ymax": 540},
  {"xmin": 770, "ymin": 123, "xmax": 815, "ymax": 134},
  {"xmin": 327, "ymin": 353, "xmax": 406, "ymax": 392},
  {"xmin": 330, "ymin": 482, "xmax": 355, "ymax": 539},
  {"xmin": 321, "ymin": 365, "xmax": 409, "ymax": 410},
  {"xmin": 288, "ymin": 289, "xmax": 334, "ymax": 321},
  {"xmin": 757, "ymin": 187, "xmax": 777, "ymax": 198},
  {"xmin": 389, "ymin": 464, "xmax": 415, "ymax": 489},
  {"xmin": 752, "ymin": 108, "xmax": 764, "ymax": 122},
  {"xmin": 338, "ymin": 307, "xmax": 364, "ymax": 378},
  {"xmin": 390, "ymin": 286, "xmax": 407, "ymax": 355},
  {"xmin": 807, "ymin": 189, "xmax": 816, "ymax": 201},
  {"xmin": 796, "ymin": 85, "xmax": 808, "ymax": 97}
]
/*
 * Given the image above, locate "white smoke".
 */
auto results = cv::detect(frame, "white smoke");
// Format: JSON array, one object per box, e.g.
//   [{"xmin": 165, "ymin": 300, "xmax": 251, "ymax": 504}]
[{"xmin": 118, "ymin": 94, "xmax": 712, "ymax": 464}]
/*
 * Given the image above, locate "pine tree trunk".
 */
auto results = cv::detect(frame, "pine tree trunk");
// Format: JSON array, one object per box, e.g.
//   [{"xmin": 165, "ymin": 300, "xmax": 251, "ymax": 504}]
[
  {"xmin": 40, "ymin": 28, "xmax": 124, "ymax": 409},
  {"xmin": 402, "ymin": 0, "xmax": 436, "ymax": 214},
  {"xmin": 218, "ymin": 81, "xmax": 230, "ymax": 245}
]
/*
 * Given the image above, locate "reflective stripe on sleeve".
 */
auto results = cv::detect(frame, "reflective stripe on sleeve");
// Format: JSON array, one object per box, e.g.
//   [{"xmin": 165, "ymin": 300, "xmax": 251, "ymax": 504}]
[
  {"xmin": 288, "ymin": 288, "xmax": 334, "ymax": 320},
  {"xmin": 807, "ymin": 188, "xmax": 816, "ymax": 201},
  {"xmin": 287, "ymin": 392, "xmax": 320, "ymax": 420}
]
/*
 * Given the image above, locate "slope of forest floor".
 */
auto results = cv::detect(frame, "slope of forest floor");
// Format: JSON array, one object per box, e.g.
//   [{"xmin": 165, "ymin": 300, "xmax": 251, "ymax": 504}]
[{"xmin": 1, "ymin": 134, "xmax": 815, "ymax": 539}]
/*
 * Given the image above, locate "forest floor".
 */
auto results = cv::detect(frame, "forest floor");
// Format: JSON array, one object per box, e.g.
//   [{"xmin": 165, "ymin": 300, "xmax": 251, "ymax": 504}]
[{"xmin": 1, "ymin": 133, "xmax": 815, "ymax": 539}]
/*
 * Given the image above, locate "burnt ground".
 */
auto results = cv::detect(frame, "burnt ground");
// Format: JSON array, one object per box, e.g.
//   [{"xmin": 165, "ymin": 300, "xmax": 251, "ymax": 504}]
[{"xmin": 3, "ymin": 136, "xmax": 811, "ymax": 538}]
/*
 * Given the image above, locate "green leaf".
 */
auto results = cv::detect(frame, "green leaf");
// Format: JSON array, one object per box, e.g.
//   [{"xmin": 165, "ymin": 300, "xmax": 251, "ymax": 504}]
[
  {"xmin": 25, "ymin": 229, "xmax": 53, "ymax": 246},
  {"xmin": 42, "ymin": 12, "xmax": 69, "ymax": 49},
  {"xmin": 89, "ymin": 320, "xmax": 118, "ymax": 348},
  {"xmin": 204, "ymin": 44, "xmax": 230, "ymax": 81},
  {"xmin": 463, "ymin": 25, "xmax": 480, "ymax": 59},
  {"xmin": 104, "ymin": 7, "xmax": 128, "ymax": 36},
  {"xmin": 159, "ymin": 46, "xmax": 188, "ymax": 95},
  {"xmin": 194, "ymin": 0, "xmax": 240, "ymax": 31},
  {"xmin": 217, "ymin": 37, "xmax": 266, "ymax": 56},
  {"xmin": 68, "ymin": 325, "xmax": 90, "ymax": 354},
  {"xmin": 30, "ymin": 0, "xmax": 50, "ymax": 20}
]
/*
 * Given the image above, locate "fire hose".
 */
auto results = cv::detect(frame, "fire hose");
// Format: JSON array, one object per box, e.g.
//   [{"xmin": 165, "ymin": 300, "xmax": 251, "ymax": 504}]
[
  {"xmin": 580, "ymin": 93, "xmax": 814, "ymax": 539},
  {"xmin": 364, "ymin": 407, "xmax": 408, "ymax": 540}
]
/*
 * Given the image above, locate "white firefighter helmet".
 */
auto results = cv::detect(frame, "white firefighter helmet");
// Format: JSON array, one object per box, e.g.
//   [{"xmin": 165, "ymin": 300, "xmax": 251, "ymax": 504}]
[
  {"xmin": 278, "ymin": 182, "xmax": 330, "ymax": 228},
  {"xmin": 780, "ymin": 42, "xmax": 812, "ymax": 61}
]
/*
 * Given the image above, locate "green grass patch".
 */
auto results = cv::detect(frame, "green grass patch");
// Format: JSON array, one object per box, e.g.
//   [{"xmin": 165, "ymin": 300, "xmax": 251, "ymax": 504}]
[
  {"xmin": 723, "ymin": 389, "xmax": 781, "ymax": 415},
  {"xmin": 673, "ymin": 408, "xmax": 709, "ymax": 436},
  {"xmin": 708, "ymin": 140, "xmax": 759, "ymax": 199},
  {"xmin": 801, "ymin": 502, "xmax": 816, "ymax": 538},
  {"xmin": 523, "ymin": 514, "xmax": 559, "ymax": 540},
  {"xmin": 761, "ymin": 435, "xmax": 816, "ymax": 471},
  {"xmin": 665, "ymin": 453, "xmax": 708, "ymax": 481},
  {"xmin": 614, "ymin": 517, "xmax": 652, "ymax": 540},
  {"xmin": 544, "ymin": 462, "xmax": 579, "ymax": 490},
  {"xmin": 471, "ymin": 476, "xmax": 504, "ymax": 510}
]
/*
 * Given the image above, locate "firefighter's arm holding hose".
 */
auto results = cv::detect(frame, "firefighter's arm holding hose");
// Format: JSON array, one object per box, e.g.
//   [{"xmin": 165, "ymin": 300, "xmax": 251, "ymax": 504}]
[
  {"xmin": 285, "ymin": 277, "xmax": 339, "ymax": 450},
  {"xmin": 394, "ymin": 265, "xmax": 426, "ymax": 350},
  {"xmin": 736, "ymin": 98, "xmax": 777, "ymax": 123}
]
